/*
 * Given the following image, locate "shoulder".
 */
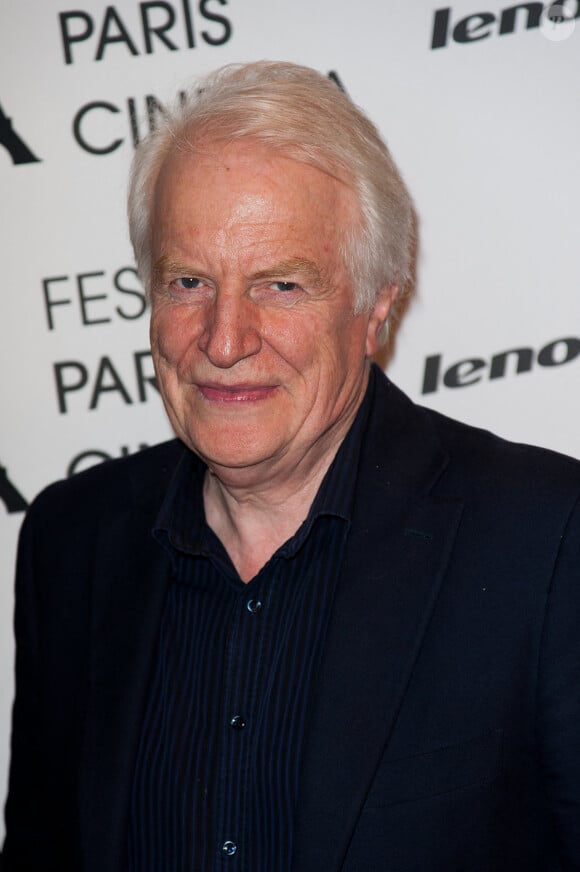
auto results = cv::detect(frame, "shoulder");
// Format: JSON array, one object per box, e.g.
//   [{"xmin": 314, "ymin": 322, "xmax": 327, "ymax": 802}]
[
  {"xmin": 371, "ymin": 368, "xmax": 580, "ymax": 510},
  {"xmin": 424, "ymin": 402, "xmax": 580, "ymax": 500},
  {"xmin": 25, "ymin": 439, "xmax": 188, "ymax": 533}
]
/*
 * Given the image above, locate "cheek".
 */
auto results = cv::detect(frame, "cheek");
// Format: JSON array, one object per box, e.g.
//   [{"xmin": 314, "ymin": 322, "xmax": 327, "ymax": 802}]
[
  {"xmin": 151, "ymin": 308, "xmax": 200, "ymax": 365},
  {"xmin": 271, "ymin": 321, "xmax": 314, "ymax": 355},
  {"xmin": 263, "ymin": 311, "xmax": 338, "ymax": 364},
  {"xmin": 310, "ymin": 316, "xmax": 366, "ymax": 369}
]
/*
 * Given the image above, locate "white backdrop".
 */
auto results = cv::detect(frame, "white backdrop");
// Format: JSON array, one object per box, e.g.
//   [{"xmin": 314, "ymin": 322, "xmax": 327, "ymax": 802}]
[{"xmin": 1, "ymin": 0, "xmax": 579, "ymax": 833}]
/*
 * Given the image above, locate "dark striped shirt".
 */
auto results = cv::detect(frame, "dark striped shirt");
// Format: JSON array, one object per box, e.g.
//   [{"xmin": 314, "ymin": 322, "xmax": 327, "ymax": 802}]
[{"xmin": 127, "ymin": 379, "xmax": 372, "ymax": 872}]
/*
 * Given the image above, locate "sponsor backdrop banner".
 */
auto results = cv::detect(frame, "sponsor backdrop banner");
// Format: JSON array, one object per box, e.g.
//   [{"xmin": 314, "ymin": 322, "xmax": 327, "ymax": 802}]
[{"xmin": 1, "ymin": 0, "xmax": 578, "ymax": 829}]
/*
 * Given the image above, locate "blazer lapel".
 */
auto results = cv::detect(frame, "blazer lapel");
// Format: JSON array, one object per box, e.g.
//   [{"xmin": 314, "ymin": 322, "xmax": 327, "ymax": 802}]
[
  {"xmin": 293, "ymin": 372, "xmax": 464, "ymax": 872},
  {"xmin": 77, "ymin": 457, "xmax": 177, "ymax": 872}
]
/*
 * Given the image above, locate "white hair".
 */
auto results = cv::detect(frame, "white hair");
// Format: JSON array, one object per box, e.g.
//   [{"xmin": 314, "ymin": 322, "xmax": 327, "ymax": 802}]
[{"xmin": 128, "ymin": 61, "xmax": 415, "ymax": 318}]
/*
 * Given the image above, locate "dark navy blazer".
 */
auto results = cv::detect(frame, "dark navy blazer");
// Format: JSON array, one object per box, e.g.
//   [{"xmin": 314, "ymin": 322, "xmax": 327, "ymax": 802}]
[{"xmin": 3, "ymin": 369, "xmax": 580, "ymax": 871}]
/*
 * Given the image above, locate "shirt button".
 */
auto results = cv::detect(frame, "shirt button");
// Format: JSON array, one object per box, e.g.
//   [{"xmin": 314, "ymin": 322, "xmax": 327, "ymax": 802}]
[
  {"xmin": 246, "ymin": 598, "xmax": 262, "ymax": 613},
  {"xmin": 229, "ymin": 715, "xmax": 246, "ymax": 730},
  {"xmin": 222, "ymin": 840, "xmax": 237, "ymax": 856}
]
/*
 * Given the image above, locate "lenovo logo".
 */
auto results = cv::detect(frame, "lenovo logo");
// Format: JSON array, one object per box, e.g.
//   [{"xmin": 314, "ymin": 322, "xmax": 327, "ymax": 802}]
[
  {"xmin": 421, "ymin": 336, "xmax": 580, "ymax": 394},
  {"xmin": 431, "ymin": 2, "xmax": 578, "ymax": 48}
]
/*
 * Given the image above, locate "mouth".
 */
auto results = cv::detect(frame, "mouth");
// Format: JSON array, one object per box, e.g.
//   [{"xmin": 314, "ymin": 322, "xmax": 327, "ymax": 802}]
[{"xmin": 196, "ymin": 383, "xmax": 278, "ymax": 403}]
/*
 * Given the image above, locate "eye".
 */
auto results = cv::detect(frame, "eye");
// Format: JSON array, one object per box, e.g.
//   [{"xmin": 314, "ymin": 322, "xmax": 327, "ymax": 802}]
[
  {"xmin": 270, "ymin": 281, "xmax": 298, "ymax": 292},
  {"xmin": 174, "ymin": 277, "xmax": 202, "ymax": 290}
]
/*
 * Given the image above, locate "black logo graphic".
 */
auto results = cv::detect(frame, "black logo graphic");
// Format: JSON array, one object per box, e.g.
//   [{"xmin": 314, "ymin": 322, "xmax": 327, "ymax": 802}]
[
  {"xmin": 328, "ymin": 71, "xmax": 345, "ymax": 91},
  {"xmin": 0, "ymin": 463, "xmax": 28, "ymax": 513},
  {"xmin": 421, "ymin": 336, "xmax": 580, "ymax": 394},
  {"xmin": 548, "ymin": 6, "xmax": 565, "ymax": 23},
  {"xmin": 0, "ymin": 103, "xmax": 41, "ymax": 165},
  {"xmin": 431, "ymin": 3, "xmax": 579, "ymax": 48}
]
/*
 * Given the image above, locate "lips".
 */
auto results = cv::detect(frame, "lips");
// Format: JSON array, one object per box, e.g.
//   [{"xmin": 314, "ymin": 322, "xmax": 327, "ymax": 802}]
[{"xmin": 196, "ymin": 383, "xmax": 278, "ymax": 403}]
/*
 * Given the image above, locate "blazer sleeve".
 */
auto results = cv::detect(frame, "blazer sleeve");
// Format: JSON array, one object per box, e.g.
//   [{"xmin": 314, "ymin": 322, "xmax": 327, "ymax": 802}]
[
  {"xmin": 2, "ymin": 487, "xmax": 87, "ymax": 871},
  {"xmin": 537, "ymin": 492, "xmax": 580, "ymax": 870},
  {"xmin": 2, "ymin": 504, "xmax": 43, "ymax": 870}
]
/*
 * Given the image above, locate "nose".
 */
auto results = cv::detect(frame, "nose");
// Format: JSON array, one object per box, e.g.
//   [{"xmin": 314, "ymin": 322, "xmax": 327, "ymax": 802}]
[{"xmin": 197, "ymin": 291, "xmax": 262, "ymax": 368}]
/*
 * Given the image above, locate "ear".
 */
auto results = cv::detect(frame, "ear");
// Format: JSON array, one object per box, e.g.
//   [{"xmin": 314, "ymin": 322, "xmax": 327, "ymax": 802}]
[{"xmin": 365, "ymin": 285, "xmax": 398, "ymax": 357}]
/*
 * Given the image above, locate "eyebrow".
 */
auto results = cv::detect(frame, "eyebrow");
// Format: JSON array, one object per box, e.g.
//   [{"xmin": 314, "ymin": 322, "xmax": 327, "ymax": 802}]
[
  {"xmin": 153, "ymin": 256, "xmax": 323, "ymax": 287},
  {"xmin": 251, "ymin": 258, "xmax": 322, "ymax": 286},
  {"xmin": 152, "ymin": 256, "xmax": 194, "ymax": 286}
]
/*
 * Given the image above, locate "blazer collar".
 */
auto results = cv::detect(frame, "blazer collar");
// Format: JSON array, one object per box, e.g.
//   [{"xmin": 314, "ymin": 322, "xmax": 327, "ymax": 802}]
[{"xmin": 292, "ymin": 369, "xmax": 464, "ymax": 871}]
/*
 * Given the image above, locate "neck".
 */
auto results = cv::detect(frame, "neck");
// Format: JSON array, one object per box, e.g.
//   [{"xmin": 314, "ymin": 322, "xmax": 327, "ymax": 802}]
[{"xmin": 203, "ymin": 400, "xmax": 364, "ymax": 582}]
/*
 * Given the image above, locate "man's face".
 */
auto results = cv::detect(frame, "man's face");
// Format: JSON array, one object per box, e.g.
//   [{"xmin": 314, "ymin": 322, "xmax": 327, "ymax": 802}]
[{"xmin": 149, "ymin": 140, "xmax": 394, "ymax": 477}]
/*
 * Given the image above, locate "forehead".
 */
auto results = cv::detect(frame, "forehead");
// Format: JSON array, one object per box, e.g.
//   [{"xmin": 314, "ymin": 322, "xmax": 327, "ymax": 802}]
[{"xmin": 152, "ymin": 139, "xmax": 357, "ymax": 244}]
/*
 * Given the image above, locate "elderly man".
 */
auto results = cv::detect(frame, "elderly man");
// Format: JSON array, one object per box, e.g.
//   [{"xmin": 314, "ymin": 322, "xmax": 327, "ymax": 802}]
[{"xmin": 3, "ymin": 62, "xmax": 580, "ymax": 872}]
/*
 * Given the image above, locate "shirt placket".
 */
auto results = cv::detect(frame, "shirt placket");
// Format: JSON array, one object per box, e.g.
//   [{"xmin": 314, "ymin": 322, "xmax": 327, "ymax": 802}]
[{"xmin": 214, "ymin": 575, "xmax": 278, "ymax": 871}]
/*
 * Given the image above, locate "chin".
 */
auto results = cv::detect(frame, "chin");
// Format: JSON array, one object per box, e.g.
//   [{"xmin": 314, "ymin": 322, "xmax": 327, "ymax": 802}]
[{"xmin": 185, "ymin": 429, "xmax": 280, "ymax": 471}]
